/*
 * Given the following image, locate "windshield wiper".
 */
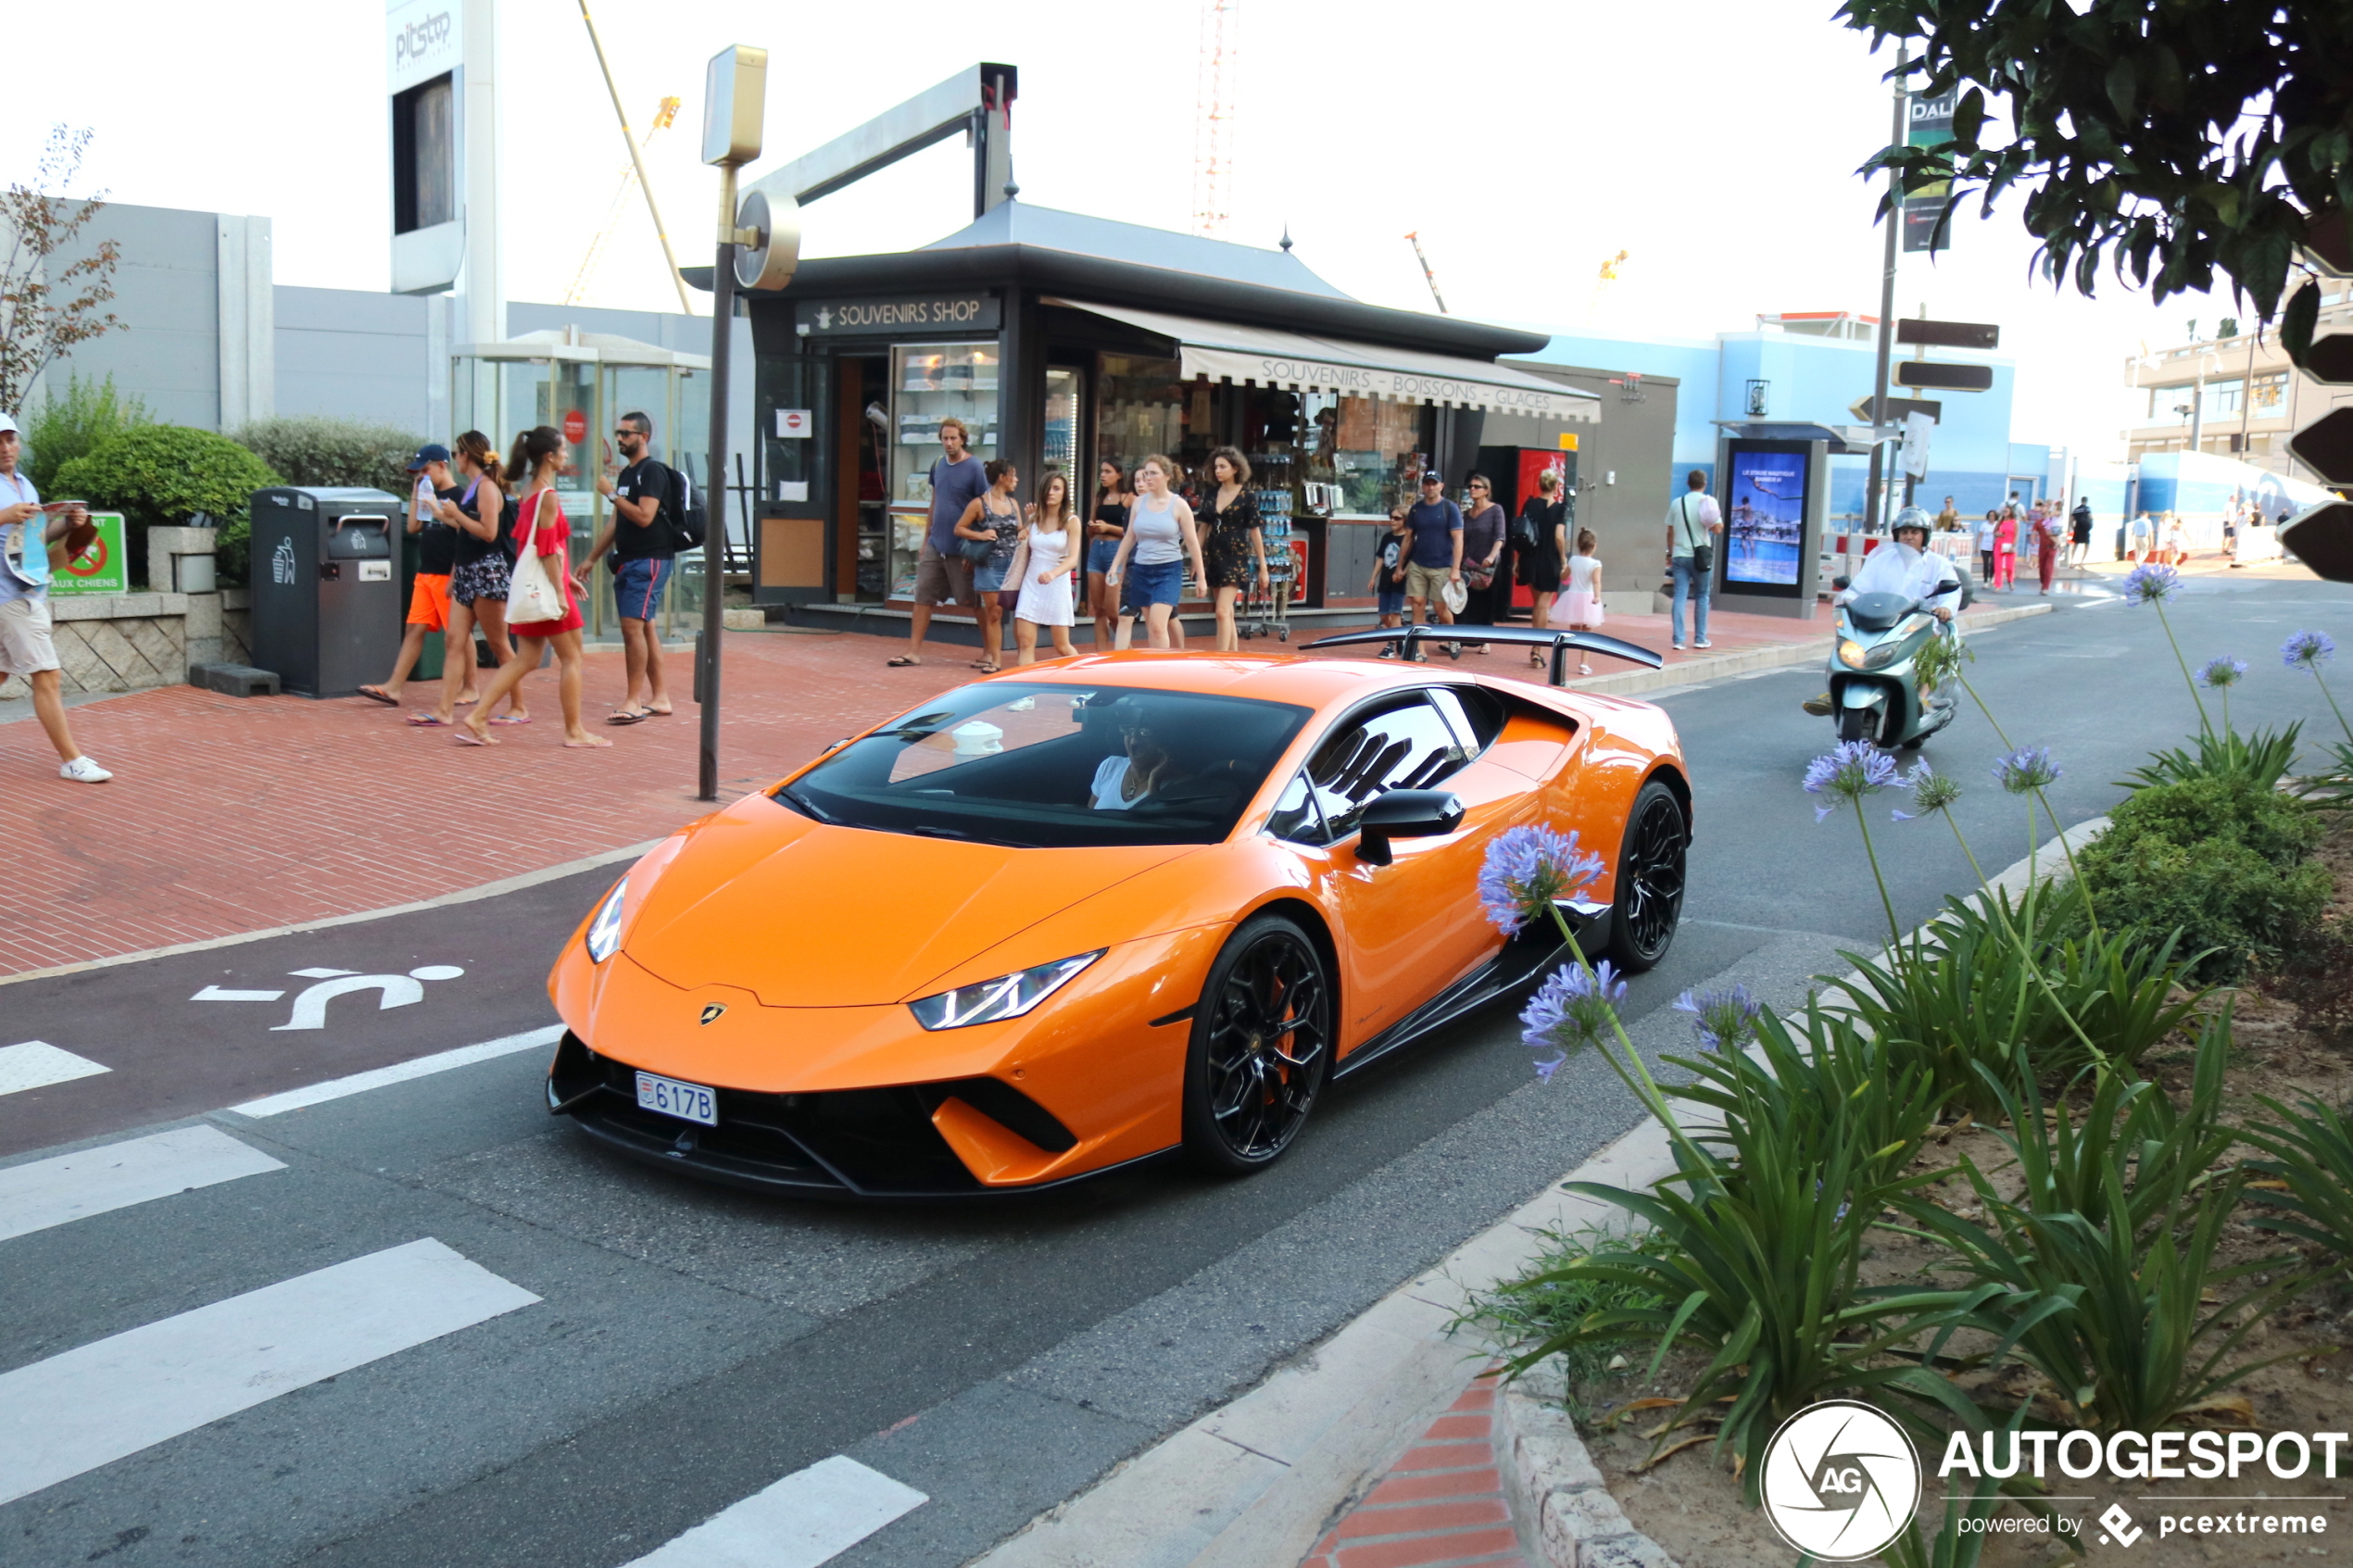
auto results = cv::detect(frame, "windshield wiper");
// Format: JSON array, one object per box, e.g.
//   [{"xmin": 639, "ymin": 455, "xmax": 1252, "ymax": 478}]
[
  {"xmin": 905, "ymin": 822, "xmax": 973, "ymax": 841},
  {"xmin": 774, "ymin": 785, "xmax": 836, "ymax": 823}
]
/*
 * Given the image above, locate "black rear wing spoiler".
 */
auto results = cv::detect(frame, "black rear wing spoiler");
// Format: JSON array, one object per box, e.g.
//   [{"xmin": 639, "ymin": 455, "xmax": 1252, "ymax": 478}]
[{"xmin": 1302, "ymin": 624, "xmax": 1665, "ymax": 687}]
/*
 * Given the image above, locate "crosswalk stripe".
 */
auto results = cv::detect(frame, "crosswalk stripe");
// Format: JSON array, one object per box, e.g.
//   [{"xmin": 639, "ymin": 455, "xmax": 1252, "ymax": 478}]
[
  {"xmin": 623, "ymin": 1454, "xmax": 928, "ymax": 1568},
  {"xmin": 0, "ymin": 1041, "xmax": 109, "ymax": 1098},
  {"xmin": 227, "ymin": 1024, "xmax": 564, "ymax": 1118},
  {"xmin": 0, "ymin": 1236, "xmax": 539, "ymax": 1507},
  {"xmin": 0, "ymin": 1126, "xmax": 285, "ymax": 1244}
]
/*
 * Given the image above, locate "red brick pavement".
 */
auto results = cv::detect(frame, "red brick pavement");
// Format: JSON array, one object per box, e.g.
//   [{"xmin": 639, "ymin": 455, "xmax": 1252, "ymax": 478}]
[
  {"xmin": 1299, "ymin": 1377, "xmax": 1534, "ymax": 1568},
  {"xmin": 1, "ymin": 601, "xmax": 1835, "ymax": 979}
]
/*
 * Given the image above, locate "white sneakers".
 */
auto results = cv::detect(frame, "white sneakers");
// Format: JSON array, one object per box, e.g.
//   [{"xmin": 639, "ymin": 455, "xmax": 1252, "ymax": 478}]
[{"xmin": 59, "ymin": 756, "xmax": 112, "ymax": 783}]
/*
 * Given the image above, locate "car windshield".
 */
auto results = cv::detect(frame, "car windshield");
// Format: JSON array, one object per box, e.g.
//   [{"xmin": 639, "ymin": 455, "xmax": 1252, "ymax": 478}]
[{"xmin": 776, "ymin": 683, "xmax": 1314, "ymax": 848}]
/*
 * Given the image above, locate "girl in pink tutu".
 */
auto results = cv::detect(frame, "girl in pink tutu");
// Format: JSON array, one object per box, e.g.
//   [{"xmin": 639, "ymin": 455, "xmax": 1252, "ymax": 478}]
[{"xmin": 1561, "ymin": 527, "xmax": 1604, "ymax": 675}]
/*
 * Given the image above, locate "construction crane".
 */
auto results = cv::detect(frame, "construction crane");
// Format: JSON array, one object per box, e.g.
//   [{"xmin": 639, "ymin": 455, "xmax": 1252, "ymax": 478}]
[
  {"xmin": 1191, "ymin": 0, "xmax": 1238, "ymax": 235},
  {"xmin": 1405, "ymin": 232, "xmax": 1448, "ymax": 314},
  {"xmin": 1586, "ymin": 247, "xmax": 1629, "ymax": 321},
  {"xmin": 573, "ymin": 0, "xmax": 694, "ymax": 313},
  {"xmin": 564, "ymin": 95, "xmax": 682, "ymax": 307}
]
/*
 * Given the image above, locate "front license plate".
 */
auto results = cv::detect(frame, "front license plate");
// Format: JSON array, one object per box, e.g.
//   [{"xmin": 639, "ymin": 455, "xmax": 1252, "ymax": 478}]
[{"xmin": 635, "ymin": 1071, "xmax": 718, "ymax": 1126}]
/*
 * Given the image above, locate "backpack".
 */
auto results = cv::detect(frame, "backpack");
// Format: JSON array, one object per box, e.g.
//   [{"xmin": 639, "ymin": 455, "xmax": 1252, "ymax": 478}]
[
  {"xmin": 497, "ymin": 492, "xmax": 523, "ymax": 561},
  {"xmin": 662, "ymin": 464, "xmax": 705, "ymax": 550}
]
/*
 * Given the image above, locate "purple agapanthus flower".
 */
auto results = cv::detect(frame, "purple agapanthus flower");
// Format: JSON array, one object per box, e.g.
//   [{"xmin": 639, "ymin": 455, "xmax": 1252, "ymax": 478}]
[
  {"xmin": 1803, "ymin": 740, "xmax": 1899, "ymax": 822},
  {"xmin": 1992, "ymin": 745, "xmax": 2062, "ymax": 794},
  {"xmin": 2196, "ymin": 656, "xmax": 2247, "ymax": 689},
  {"xmin": 2283, "ymin": 629, "xmax": 2336, "ymax": 673},
  {"xmin": 1478, "ymin": 824, "xmax": 1606, "ymax": 935},
  {"xmin": 1673, "ymin": 985, "xmax": 1765, "ymax": 1053},
  {"xmin": 1522, "ymin": 960, "xmax": 1628, "ymax": 1080},
  {"xmin": 2121, "ymin": 561, "xmax": 2181, "ymax": 605},
  {"xmin": 1890, "ymin": 761, "xmax": 1960, "ymax": 823}
]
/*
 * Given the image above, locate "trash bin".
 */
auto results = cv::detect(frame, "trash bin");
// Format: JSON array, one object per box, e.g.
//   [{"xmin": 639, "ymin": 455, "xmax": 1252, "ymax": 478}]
[{"xmin": 248, "ymin": 486, "xmax": 405, "ymax": 698}]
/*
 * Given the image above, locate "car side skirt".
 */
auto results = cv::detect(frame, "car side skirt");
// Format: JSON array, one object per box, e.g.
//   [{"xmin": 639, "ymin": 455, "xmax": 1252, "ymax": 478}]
[{"xmin": 1330, "ymin": 907, "xmax": 1607, "ymax": 1083}]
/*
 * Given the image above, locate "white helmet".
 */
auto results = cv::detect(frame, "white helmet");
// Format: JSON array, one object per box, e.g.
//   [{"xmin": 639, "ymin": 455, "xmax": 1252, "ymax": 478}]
[{"xmin": 1892, "ymin": 506, "xmax": 1931, "ymax": 540}]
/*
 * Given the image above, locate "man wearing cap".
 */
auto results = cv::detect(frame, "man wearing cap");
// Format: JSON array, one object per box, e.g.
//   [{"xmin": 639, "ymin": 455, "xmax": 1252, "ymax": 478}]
[
  {"xmin": 1398, "ymin": 468, "xmax": 1464, "ymax": 661},
  {"xmin": 0, "ymin": 411, "xmax": 111, "ymax": 781},
  {"xmin": 358, "ymin": 444, "xmax": 463, "ymax": 708}
]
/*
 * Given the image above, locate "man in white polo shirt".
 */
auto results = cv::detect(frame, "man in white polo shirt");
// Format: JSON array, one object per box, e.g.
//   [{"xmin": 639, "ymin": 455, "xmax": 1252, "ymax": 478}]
[{"xmin": 0, "ymin": 412, "xmax": 112, "ymax": 781}]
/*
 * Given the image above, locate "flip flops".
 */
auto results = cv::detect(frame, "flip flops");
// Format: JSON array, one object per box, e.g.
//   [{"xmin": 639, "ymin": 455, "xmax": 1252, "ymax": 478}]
[
  {"xmin": 358, "ymin": 686, "xmax": 399, "ymax": 706},
  {"xmin": 887, "ymin": 656, "xmax": 921, "ymax": 668},
  {"xmin": 489, "ymin": 713, "xmax": 532, "ymax": 726},
  {"xmin": 453, "ymin": 729, "xmax": 495, "ymax": 746},
  {"xmin": 407, "ymin": 712, "xmax": 453, "ymax": 727},
  {"xmin": 606, "ymin": 709, "xmax": 648, "ymax": 726}
]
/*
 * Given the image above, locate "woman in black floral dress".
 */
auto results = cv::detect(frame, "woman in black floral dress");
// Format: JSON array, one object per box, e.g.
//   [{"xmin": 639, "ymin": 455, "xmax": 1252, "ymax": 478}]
[{"xmin": 1200, "ymin": 445, "xmax": 1267, "ymax": 651}]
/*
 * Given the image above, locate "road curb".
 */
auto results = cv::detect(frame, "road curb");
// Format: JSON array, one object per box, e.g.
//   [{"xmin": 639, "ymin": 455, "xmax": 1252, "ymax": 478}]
[
  {"xmin": 1499, "ymin": 1371, "xmax": 1677, "ymax": 1567},
  {"xmin": 1562, "ymin": 599, "xmax": 2054, "ymax": 699}
]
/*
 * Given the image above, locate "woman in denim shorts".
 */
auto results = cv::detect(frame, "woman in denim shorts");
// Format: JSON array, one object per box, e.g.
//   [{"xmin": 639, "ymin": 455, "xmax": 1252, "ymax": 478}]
[
  {"xmin": 417, "ymin": 431, "xmax": 528, "ymax": 728},
  {"xmin": 953, "ymin": 458, "xmax": 1025, "ymax": 674},
  {"xmin": 1103, "ymin": 454, "xmax": 1207, "ymax": 650},
  {"xmin": 1085, "ymin": 458, "xmax": 1130, "ymax": 652}
]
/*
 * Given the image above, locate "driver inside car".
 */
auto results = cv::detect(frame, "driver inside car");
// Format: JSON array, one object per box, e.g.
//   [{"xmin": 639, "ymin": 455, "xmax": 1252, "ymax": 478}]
[{"xmin": 1801, "ymin": 507, "xmax": 1960, "ymax": 717}]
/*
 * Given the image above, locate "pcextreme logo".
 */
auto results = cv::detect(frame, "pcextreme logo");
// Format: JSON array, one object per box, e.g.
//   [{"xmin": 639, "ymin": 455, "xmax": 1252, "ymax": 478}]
[{"xmin": 1761, "ymin": 1401, "xmax": 1922, "ymax": 1562}]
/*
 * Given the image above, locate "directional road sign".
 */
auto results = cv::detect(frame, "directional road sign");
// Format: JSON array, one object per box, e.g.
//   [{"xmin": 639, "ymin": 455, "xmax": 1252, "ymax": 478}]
[
  {"xmin": 1895, "ymin": 318, "xmax": 2000, "ymax": 350},
  {"xmin": 2287, "ymin": 406, "xmax": 2353, "ymax": 486},
  {"xmin": 2305, "ymin": 332, "xmax": 2353, "ymax": 384},
  {"xmin": 1895, "ymin": 360, "xmax": 1994, "ymax": 393},
  {"xmin": 2282, "ymin": 501, "xmax": 2353, "ymax": 583}
]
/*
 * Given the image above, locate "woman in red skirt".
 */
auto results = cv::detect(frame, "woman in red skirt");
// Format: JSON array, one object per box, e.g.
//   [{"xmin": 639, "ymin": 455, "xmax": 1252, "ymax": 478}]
[{"xmin": 458, "ymin": 425, "xmax": 610, "ymax": 749}]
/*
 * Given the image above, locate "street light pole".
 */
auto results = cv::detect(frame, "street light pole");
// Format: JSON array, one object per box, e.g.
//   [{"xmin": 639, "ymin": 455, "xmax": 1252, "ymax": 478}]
[
  {"xmin": 1864, "ymin": 52, "xmax": 1907, "ymax": 536},
  {"xmin": 693, "ymin": 44, "xmax": 774, "ymax": 804},
  {"xmin": 698, "ymin": 168, "xmax": 737, "ymax": 803}
]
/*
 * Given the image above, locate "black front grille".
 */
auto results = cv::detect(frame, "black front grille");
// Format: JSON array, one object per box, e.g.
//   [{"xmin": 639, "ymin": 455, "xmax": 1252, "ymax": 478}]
[{"xmin": 547, "ymin": 1033, "xmax": 1076, "ymax": 1198}]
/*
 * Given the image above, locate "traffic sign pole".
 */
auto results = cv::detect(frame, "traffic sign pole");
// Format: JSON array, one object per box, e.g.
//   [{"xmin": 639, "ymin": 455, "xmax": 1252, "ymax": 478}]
[{"xmin": 1865, "ymin": 57, "xmax": 1906, "ymax": 537}]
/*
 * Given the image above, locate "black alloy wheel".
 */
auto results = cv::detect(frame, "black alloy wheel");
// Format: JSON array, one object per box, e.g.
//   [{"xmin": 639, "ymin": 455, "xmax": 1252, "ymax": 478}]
[
  {"xmin": 1182, "ymin": 913, "xmax": 1334, "ymax": 1174},
  {"xmin": 1604, "ymin": 779, "xmax": 1688, "ymax": 972}
]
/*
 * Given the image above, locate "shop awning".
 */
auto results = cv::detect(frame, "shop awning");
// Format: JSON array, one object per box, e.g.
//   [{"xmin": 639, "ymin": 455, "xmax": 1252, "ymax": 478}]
[{"xmin": 1047, "ymin": 299, "xmax": 1599, "ymax": 422}]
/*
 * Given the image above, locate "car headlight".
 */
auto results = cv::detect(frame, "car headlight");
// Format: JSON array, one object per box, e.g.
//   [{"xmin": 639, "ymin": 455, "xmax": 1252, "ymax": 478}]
[
  {"xmin": 910, "ymin": 950, "xmax": 1104, "ymax": 1030},
  {"xmin": 585, "ymin": 878, "xmax": 627, "ymax": 963}
]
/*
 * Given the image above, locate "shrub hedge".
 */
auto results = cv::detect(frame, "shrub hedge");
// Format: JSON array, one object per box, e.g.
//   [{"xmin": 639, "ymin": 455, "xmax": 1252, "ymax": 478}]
[
  {"xmin": 52, "ymin": 427, "xmax": 283, "ymax": 587},
  {"xmin": 229, "ymin": 417, "xmax": 422, "ymax": 495}
]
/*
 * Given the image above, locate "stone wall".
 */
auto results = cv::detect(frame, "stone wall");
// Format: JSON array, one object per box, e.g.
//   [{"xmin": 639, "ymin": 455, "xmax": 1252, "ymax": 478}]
[{"xmin": 49, "ymin": 593, "xmax": 191, "ymax": 693}]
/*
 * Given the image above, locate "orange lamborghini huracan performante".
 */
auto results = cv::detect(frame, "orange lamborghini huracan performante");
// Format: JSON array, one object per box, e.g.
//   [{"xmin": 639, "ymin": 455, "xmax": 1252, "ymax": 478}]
[{"xmin": 545, "ymin": 633, "xmax": 1690, "ymax": 1198}]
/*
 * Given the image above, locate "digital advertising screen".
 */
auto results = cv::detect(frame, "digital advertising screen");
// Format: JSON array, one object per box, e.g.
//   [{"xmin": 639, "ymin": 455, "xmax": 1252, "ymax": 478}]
[{"xmin": 1723, "ymin": 447, "xmax": 1809, "ymax": 589}]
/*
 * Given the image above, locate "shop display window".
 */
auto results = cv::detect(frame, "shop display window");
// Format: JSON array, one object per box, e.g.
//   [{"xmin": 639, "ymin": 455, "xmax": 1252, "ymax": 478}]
[
  {"xmin": 1095, "ymin": 354, "xmax": 1188, "ymax": 473},
  {"xmin": 886, "ymin": 341, "xmax": 1000, "ymax": 600}
]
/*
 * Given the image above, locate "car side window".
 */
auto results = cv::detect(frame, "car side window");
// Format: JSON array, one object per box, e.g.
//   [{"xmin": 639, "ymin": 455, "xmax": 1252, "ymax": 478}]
[
  {"xmin": 1287, "ymin": 696, "xmax": 1464, "ymax": 845},
  {"xmin": 1428, "ymin": 686, "xmax": 1504, "ymax": 757}
]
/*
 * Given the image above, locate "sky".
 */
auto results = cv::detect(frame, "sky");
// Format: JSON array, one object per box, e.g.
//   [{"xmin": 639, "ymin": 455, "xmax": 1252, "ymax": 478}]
[{"xmin": 2, "ymin": 0, "xmax": 2233, "ymax": 462}]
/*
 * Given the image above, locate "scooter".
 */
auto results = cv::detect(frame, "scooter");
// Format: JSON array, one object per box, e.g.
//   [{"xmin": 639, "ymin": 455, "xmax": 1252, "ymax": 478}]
[{"xmin": 1824, "ymin": 588, "xmax": 1958, "ymax": 749}]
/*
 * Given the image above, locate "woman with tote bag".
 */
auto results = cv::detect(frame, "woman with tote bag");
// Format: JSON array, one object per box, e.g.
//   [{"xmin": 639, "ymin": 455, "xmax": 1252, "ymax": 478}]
[{"xmin": 458, "ymin": 426, "xmax": 609, "ymax": 749}]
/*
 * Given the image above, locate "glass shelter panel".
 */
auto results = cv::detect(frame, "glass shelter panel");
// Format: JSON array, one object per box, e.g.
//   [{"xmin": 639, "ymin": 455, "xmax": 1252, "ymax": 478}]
[{"xmin": 886, "ymin": 342, "xmax": 1000, "ymax": 601}]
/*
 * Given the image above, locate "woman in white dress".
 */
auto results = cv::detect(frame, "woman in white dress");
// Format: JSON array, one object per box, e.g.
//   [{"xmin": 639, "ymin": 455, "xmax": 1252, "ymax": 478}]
[{"xmin": 1013, "ymin": 470, "xmax": 1079, "ymax": 664}]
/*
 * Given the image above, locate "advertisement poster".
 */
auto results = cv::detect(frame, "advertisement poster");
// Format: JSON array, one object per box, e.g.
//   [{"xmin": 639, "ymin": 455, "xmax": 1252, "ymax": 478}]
[
  {"xmin": 1724, "ymin": 452, "xmax": 1806, "ymax": 587},
  {"xmin": 47, "ymin": 510, "xmax": 128, "ymax": 596}
]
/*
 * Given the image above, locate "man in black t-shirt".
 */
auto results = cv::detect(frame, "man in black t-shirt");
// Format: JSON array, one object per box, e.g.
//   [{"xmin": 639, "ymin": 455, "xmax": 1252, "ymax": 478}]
[
  {"xmin": 580, "ymin": 411, "xmax": 679, "ymax": 723},
  {"xmin": 359, "ymin": 445, "xmax": 462, "ymax": 706}
]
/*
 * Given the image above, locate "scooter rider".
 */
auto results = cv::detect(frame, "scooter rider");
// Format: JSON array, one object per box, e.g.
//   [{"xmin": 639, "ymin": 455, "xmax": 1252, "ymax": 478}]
[{"xmin": 1802, "ymin": 508, "xmax": 1959, "ymax": 716}]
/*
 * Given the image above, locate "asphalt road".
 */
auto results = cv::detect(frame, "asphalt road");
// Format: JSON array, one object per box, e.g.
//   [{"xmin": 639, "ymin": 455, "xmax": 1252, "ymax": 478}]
[{"xmin": 2, "ymin": 574, "xmax": 2347, "ymax": 1568}]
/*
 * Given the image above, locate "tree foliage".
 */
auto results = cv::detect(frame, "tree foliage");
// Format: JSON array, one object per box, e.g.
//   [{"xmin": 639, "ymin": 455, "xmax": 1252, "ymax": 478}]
[
  {"xmin": 1838, "ymin": 0, "xmax": 2353, "ymax": 359},
  {"xmin": 53, "ymin": 426, "xmax": 281, "ymax": 587},
  {"xmin": 231, "ymin": 416, "xmax": 422, "ymax": 496},
  {"xmin": 0, "ymin": 126, "xmax": 120, "ymax": 414},
  {"xmin": 21, "ymin": 372, "xmax": 147, "ymax": 492}
]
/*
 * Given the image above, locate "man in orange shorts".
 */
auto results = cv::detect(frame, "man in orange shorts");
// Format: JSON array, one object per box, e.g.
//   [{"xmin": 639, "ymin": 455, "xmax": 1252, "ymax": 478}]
[{"xmin": 359, "ymin": 445, "xmax": 470, "ymax": 706}]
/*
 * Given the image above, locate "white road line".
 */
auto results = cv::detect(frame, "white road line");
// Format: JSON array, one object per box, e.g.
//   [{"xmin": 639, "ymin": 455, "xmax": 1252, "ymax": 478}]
[
  {"xmin": 191, "ymin": 985, "xmax": 285, "ymax": 1002},
  {"xmin": 0, "ymin": 1041, "xmax": 109, "ymax": 1098},
  {"xmin": 228, "ymin": 1024, "xmax": 564, "ymax": 1119},
  {"xmin": 0, "ymin": 1236, "xmax": 538, "ymax": 1507},
  {"xmin": 624, "ymin": 1455, "xmax": 928, "ymax": 1568},
  {"xmin": 0, "ymin": 1127, "xmax": 284, "ymax": 1244}
]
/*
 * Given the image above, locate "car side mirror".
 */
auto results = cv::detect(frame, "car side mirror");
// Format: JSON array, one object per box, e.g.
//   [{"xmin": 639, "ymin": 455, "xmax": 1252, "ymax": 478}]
[{"xmin": 1354, "ymin": 789, "xmax": 1465, "ymax": 866}]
